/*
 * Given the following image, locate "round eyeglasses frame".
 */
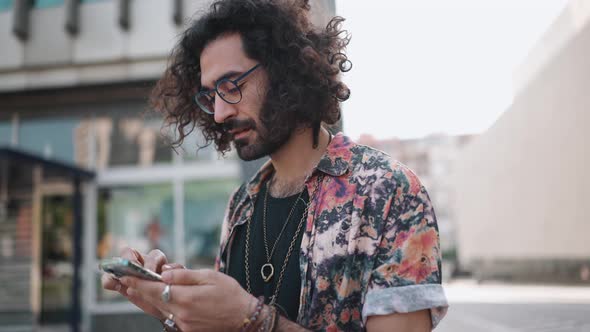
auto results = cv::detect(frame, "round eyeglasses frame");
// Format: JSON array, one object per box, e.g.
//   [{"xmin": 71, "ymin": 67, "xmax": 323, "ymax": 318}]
[{"xmin": 194, "ymin": 64, "xmax": 261, "ymax": 115}]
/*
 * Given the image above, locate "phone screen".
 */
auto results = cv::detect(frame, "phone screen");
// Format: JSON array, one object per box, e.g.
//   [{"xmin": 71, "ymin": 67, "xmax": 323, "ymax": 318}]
[{"xmin": 99, "ymin": 257, "xmax": 163, "ymax": 282}]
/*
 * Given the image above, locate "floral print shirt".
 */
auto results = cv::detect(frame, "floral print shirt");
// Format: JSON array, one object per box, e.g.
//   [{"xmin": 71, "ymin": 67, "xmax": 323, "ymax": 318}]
[{"xmin": 215, "ymin": 133, "xmax": 448, "ymax": 331}]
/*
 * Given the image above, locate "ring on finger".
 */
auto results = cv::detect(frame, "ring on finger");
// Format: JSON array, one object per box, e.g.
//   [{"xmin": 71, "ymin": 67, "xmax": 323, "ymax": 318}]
[{"xmin": 161, "ymin": 284, "xmax": 171, "ymax": 303}]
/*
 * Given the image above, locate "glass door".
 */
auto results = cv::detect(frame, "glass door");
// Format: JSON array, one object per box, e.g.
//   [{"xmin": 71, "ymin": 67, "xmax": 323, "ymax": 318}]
[{"xmin": 39, "ymin": 194, "xmax": 73, "ymax": 325}]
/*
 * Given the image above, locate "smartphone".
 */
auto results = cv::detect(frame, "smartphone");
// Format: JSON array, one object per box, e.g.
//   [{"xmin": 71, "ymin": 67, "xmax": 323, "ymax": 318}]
[{"xmin": 99, "ymin": 257, "xmax": 163, "ymax": 282}]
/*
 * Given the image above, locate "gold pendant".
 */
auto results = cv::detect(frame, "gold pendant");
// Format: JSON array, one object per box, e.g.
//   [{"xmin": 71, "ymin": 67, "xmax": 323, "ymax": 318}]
[{"xmin": 261, "ymin": 263, "xmax": 274, "ymax": 283}]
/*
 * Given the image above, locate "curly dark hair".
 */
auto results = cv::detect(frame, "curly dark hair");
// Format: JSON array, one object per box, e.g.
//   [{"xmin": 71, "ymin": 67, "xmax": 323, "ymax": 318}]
[{"xmin": 150, "ymin": 0, "xmax": 351, "ymax": 154}]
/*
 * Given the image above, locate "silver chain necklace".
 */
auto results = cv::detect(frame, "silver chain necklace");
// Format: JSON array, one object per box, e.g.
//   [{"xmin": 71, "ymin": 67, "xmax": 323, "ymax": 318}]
[
  {"xmin": 244, "ymin": 174, "xmax": 323, "ymax": 305},
  {"xmin": 259, "ymin": 177, "xmax": 306, "ymax": 282}
]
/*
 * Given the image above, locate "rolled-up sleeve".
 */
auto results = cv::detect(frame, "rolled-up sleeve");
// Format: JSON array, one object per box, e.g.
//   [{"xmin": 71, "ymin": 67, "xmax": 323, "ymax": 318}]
[{"xmin": 363, "ymin": 181, "xmax": 448, "ymax": 329}]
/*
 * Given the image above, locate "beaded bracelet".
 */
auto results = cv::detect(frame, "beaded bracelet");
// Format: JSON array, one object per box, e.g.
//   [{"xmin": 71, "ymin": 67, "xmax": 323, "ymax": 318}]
[{"xmin": 241, "ymin": 296, "xmax": 265, "ymax": 332}]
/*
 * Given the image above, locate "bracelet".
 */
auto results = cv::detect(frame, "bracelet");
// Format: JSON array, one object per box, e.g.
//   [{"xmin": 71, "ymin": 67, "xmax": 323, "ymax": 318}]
[
  {"xmin": 160, "ymin": 317, "xmax": 179, "ymax": 332},
  {"xmin": 271, "ymin": 306, "xmax": 280, "ymax": 332},
  {"xmin": 241, "ymin": 296, "xmax": 265, "ymax": 332},
  {"xmin": 258, "ymin": 306, "xmax": 275, "ymax": 332}
]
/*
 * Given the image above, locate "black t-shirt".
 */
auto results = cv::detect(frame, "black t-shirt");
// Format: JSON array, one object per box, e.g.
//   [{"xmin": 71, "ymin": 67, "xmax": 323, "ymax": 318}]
[{"xmin": 227, "ymin": 182, "xmax": 309, "ymax": 321}]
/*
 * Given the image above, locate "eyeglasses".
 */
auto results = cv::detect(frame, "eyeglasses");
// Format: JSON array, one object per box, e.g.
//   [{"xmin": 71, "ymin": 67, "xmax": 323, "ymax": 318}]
[{"xmin": 194, "ymin": 64, "xmax": 261, "ymax": 115}]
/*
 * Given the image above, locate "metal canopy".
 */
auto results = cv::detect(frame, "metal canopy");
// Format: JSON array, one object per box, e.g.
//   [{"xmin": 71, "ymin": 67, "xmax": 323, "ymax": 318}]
[
  {"xmin": 0, "ymin": 146, "xmax": 94, "ymax": 332},
  {"xmin": 0, "ymin": 147, "xmax": 94, "ymax": 180}
]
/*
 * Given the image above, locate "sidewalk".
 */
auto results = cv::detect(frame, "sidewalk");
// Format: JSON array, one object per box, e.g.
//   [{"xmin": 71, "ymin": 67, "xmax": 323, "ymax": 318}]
[
  {"xmin": 437, "ymin": 279, "xmax": 590, "ymax": 332},
  {"xmin": 444, "ymin": 278, "xmax": 590, "ymax": 304}
]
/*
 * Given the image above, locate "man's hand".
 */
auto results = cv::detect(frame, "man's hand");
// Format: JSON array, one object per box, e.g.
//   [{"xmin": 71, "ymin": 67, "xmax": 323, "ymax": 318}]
[
  {"xmin": 100, "ymin": 247, "xmax": 184, "ymax": 321},
  {"xmin": 118, "ymin": 269, "xmax": 256, "ymax": 332}
]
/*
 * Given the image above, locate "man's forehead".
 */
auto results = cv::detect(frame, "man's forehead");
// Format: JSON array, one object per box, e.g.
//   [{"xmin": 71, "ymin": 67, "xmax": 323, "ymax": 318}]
[{"xmin": 199, "ymin": 33, "xmax": 251, "ymax": 87}]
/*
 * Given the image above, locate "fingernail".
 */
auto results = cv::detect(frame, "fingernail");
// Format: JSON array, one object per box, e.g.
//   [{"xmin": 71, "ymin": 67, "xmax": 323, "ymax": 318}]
[
  {"xmin": 162, "ymin": 264, "xmax": 172, "ymax": 270},
  {"xmin": 115, "ymin": 283, "xmax": 122, "ymax": 292}
]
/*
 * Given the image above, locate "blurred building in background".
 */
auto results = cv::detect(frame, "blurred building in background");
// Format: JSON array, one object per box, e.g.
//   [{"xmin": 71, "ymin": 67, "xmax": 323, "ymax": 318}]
[
  {"xmin": 0, "ymin": 1, "xmax": 336, "ymax": 332},
  {"xmin": 357, "ymin": 133, "xmax": 474, "ymax": 270},
  {"xmin": 452, "ymin": 0, "xmax": 590, "ymax": 284}
]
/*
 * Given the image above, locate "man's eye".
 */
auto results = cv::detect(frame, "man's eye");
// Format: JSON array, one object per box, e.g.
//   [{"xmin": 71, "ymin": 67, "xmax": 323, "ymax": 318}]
[{"xmin": 230, "ymin": 83, "xmax": 246, "ymax": 94}]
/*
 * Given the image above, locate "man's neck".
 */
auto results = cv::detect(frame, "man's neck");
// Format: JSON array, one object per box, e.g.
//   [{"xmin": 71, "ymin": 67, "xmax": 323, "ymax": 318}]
[{"xmin": 267, "ymin": 127, "xmax": 330, "ymax": 198}]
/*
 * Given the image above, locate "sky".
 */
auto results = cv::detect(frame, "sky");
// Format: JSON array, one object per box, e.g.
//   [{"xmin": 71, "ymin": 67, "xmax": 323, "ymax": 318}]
[{"xmin": 335, "ymin": 0, "xmax": 569, "ymax": 140}]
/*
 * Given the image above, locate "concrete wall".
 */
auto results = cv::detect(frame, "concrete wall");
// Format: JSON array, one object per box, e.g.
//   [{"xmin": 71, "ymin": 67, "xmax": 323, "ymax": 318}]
[
  {"xmin": 0, "ymin": 0, "xmax": 199, "ymax": 91},
  {"xmin": 452, "ymin": 5, "xmax": 590, "ymax": 276},
  {"xmin": 513, "ymin": 0, "xmax": 590, "ymax": 96},
  {"xmin": 0, "ymin": 0, "xmax": 335, "ymax": 92}
]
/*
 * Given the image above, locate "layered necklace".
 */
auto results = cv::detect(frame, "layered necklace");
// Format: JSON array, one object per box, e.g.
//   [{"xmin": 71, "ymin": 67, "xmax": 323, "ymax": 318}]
[
  {"xmin": 243, "ymin": 133, "xmax": 331, "ymax": 305},
  {"xmin": 244, "ymin": 174, "xmax": 321, "ymax": 305}
]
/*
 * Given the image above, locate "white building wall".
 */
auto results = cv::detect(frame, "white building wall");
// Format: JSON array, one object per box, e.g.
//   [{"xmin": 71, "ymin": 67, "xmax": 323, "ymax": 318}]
[
  {"xmin": 24, "ymin": 6, "xmax": 72, "ymax": 66},
  {"xmin": 0, "ymin": 10, "xmax": 24, "ymax": 70},
  {"xmin": 452, "ymin": 6, "xmax": 590, "ymax": 267},
  {"xmin": 513, "ymin": 0, "xmax": 590, "ymax": 96},
  {"xmin": 73, "ymin": 1, "xmax": 127, "ymax": 63}
]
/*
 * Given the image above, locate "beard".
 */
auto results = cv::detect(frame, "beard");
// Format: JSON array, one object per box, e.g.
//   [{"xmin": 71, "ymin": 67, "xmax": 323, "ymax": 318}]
[
  {"xmin": 223, "ymin": 110, "xmax": 291, "ymax": 162},
  {"xmin": 234, "ymin": 134, "xmax": 283, "ymax": 161}
]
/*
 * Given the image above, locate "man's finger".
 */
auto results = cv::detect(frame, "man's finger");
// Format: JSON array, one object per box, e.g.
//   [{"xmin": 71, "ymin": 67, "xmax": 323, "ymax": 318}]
[
  {"xmin": 101, "ymin": 273, "xmax": 120, "ymax": 291},
  {"xmin": 144, "ymin": 249, "xmax": 167, "ymax": 274},
  {"xmin": 120, "ymin": 246, "xmax": 145, "ymax": 266},
  {"xmin": 162, "ymin": 263, "xmax": 185, "ymax": 272},
  {"xmin": 161, "ymin": 268, "xmax": 215, "ymax": 285},
  {"xmin": 120, "ymin": 277, "xmax": 165, "ymax": 304}
]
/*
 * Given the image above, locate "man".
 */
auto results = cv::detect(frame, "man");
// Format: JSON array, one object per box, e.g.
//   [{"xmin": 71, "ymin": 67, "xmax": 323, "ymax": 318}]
[{"xmin": 101, "ymin": 0, "xmax": 448, "ymax": 331}]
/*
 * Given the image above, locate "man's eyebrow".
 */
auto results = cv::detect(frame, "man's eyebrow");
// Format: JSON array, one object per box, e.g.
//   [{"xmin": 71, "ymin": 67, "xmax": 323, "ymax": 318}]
[{"xmin": 201, "ymin": 70, "xmax": 243, "ymax": 90}]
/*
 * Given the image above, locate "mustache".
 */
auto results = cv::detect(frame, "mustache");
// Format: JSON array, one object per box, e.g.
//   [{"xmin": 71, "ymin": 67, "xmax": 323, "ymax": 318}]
[{"xmin": 222, "ymin": 118, "xmax": 256, "ymax": 133}]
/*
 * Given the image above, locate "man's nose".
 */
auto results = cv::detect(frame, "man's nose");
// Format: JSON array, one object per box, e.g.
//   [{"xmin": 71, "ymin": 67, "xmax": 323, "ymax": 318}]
[{"xmin": 213, "ymin": 95, "xmax": 237, "ymax": 124}]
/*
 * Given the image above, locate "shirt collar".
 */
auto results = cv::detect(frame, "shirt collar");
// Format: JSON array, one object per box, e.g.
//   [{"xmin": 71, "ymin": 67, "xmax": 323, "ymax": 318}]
[
  {"xmin": 315, "ymin": 132, "xmax": 352, "ymax": 177},
  {"xmin": 245, "ymin": 132, "xmax": 352, "ymax": 197}
]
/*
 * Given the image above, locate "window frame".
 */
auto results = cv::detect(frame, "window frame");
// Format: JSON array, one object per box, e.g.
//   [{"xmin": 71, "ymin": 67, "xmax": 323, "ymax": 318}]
[{"xmin": 87, "ymin": 153, "xmax": 240, "ymax": 313}]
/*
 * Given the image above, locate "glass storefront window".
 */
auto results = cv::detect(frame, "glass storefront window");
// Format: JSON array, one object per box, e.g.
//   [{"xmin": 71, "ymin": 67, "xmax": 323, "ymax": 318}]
[
  {"xmin": 176, "ymin": 126, "xmax": 240, "ymax": 162},
  {"xmin": 14, "ymin": 114, "xmax": 172, "ymax": 169},
  {"xmin": 184, "ymin": 179, "xmax": 239, "ymax": 268},
  {"xmin": 34, "ymin": 0, "xmax": 63, "ymax": 9},
  {"xmin": 175, "ymin": 127, "xmax": 218, "ymax": 162},
  {"xmin": 0, "ymin": 122, "xmax": 11, "ymax": 145},
  {"xmin": 19, "ymin": 117, "xmax": 81, "ymax": 165},
  {"xmin": 0, "ymin": 0, "xmax": 12, "ymax": 12},
  {"xmin": 93, "ymin": 116, "xmax": 173, "ymax": 169},
  {"xmin": 15, "ymin": 112, "xmax": 223, "ymax": 169},
  {"xmin": 96, "ymin": 183, "xmax": 174, "ymax": 302}
]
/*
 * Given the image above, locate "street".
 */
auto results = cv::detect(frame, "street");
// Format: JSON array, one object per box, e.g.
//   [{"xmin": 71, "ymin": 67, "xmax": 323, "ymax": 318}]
[
  {"xmin": 437, "ymin": 280, "xmax": 590, "ymax": 332},
  {"xmin": 437, "ymin": 303, "xmax": 590, "ymax": 332}
]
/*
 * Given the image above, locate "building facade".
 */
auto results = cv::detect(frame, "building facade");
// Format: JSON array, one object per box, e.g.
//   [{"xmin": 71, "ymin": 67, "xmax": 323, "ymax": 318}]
[
  {"xmin": 0, "ymin": 1, "xmax": 336, "ymax": 331},
  {"xmin": 451, "ymin": 0, "xmax": 590, "ymax": 283}
]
